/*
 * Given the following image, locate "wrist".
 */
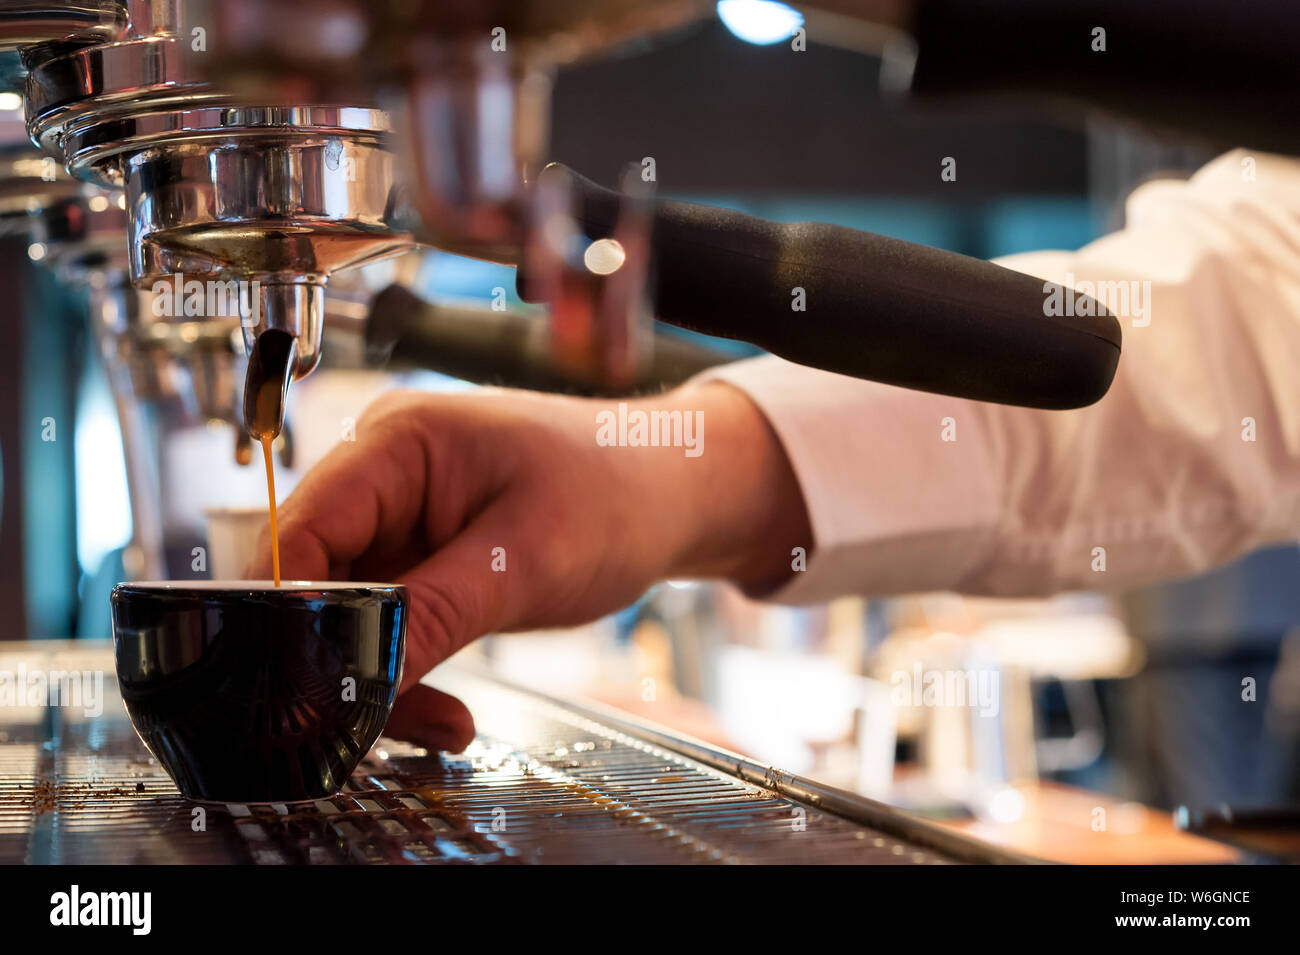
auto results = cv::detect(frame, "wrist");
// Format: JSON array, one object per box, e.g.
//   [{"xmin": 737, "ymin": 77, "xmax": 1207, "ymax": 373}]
[{"xmin": 657, "ymin": 380, "xmax": 811, "ymax": 591}]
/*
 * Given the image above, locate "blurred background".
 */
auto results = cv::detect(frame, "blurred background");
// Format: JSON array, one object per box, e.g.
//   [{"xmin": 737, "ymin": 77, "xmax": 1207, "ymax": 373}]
[{"xmin": 2, "ymin": 12, "xmax": 1295, "ymax": 863}]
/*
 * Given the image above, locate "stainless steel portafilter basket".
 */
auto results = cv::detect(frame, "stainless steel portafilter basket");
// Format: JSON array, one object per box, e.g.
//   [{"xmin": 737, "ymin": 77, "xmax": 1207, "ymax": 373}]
[{"xmin": 21, "ymin": 4, "xmax": 413, "ymax": 434}]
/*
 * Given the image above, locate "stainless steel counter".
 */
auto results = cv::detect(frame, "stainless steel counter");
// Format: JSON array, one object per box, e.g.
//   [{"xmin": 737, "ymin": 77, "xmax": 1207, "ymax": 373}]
[{"xmin": 0, "ymin": 640, "xmax": 1025, "ymax": 864}]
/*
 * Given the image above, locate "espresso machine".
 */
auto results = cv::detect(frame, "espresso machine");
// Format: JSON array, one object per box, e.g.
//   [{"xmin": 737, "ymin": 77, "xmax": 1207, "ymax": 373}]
[
  {"xmin": 14, "ymin": 3, "xmax": 414, "ymax": 443},
  {"xmin": 12, "ymin": 1, "xmax": 1299, "ymax": 596},
  {"xmin": 0, "ymin": 115, "xmax": 269, "ymax": 588},
  {"xmin": 3, "ymin": 1, "xmax": 764, "ymax": 436},
  {"xmin": 5, "ymin": 0, "xmax": 1124, "ymax": 476},
  {"xmin": 9, "ymin": 0, "xmax": 1293, "ymax": 445}
]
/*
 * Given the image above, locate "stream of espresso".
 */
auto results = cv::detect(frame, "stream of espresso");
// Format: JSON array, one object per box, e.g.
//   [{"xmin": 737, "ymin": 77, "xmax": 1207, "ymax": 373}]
[
  {"xmin": 246, "ymin": 329, "xmax": 295, "ymax": 588},
  {"xmin": 261, "ymin": 434, "xmax": 281, "ymax": 586}
]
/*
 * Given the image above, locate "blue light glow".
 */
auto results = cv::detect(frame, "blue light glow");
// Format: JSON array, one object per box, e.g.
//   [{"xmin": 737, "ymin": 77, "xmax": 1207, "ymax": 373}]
[{"xmin": 717, "ymin": 0, "xmax": 804, "ymax": 46}]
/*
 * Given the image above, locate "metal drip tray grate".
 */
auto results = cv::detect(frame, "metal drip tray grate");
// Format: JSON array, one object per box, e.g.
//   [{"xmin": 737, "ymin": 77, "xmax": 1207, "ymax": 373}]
[{"xmin": 0, "ymin": 642, "xmax": 1021, "ymax": 864}]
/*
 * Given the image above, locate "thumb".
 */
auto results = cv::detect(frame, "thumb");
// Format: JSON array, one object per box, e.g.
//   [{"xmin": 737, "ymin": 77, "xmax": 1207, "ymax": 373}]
[{"xmin": 394, "ymin": 502, "xmax": 533, "ymax": 693}]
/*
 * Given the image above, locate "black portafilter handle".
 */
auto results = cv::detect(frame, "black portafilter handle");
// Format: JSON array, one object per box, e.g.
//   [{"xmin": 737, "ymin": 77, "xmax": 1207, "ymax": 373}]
[
  {"xmin": 516, "ymin": 166, "xmax": 1122, "ymax": 410},
  {"xmin": 365, "ymin": 283, "xmax": 734, "ymax": 396}
]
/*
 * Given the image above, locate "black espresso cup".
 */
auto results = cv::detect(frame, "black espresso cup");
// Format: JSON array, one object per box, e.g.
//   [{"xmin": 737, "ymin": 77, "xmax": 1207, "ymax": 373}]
[{"xmin": 111, "ymin": 581, "xmax": 406, "ymax": 802}]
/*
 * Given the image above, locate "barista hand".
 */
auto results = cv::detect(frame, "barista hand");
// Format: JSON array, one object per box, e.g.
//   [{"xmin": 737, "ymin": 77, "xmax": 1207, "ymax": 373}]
[{"xmin": 248, "ymin": 383, "xmax": 809, "ymax": 752}]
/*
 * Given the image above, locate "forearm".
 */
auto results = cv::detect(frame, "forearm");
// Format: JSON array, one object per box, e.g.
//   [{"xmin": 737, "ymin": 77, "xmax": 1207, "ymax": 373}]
[{"xmin": 692, "ymin": 150, "xmax": 1300, "ymax": 601}]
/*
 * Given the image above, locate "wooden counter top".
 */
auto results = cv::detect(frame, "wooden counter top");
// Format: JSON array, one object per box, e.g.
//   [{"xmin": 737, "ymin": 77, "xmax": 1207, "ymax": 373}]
[{"xmin": 936, "ymin": 780, "xmax": 1241, "ymax": 864}]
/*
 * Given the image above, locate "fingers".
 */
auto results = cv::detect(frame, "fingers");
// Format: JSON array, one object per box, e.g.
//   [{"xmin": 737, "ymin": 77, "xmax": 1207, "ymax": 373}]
[
  {"xmin": 383, "ymin": 684, "xmax": 476, "ymax": 753},
  {"xmin": 393, "ymin": 503, "xmax": 523, "ymax": 693},
  {"xmin": 246, "ymin": 411, "xmax": 428, "ymax": 581}
]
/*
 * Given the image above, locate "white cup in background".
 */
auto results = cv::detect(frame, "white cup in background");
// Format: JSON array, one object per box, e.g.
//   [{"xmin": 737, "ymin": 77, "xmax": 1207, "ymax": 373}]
[{"xmin": 204, "ymin": 506, "xmax": 270, "ymax": 579}]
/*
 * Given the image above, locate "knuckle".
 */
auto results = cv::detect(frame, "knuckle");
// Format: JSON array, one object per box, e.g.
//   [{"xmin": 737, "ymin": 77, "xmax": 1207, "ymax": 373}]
[
  {"xmin": 406, "ymin": 576, "xmax": 476, "ymax": 664},
  {"xmin": 358, "ymin": 388, "xmax": 428, "ymax": 432}
]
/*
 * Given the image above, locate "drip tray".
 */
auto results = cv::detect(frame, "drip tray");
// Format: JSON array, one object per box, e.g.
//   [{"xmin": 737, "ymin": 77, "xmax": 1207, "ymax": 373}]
[{"xmin": 0, "ymin": 642, "xmax": 1024, "ymax": 864}]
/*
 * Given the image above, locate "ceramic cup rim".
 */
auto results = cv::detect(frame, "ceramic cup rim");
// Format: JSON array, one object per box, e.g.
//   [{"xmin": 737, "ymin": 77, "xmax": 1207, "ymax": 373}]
[{"xmin": 115, "ymin": 580, "xmax": 405, "ymax": 593}]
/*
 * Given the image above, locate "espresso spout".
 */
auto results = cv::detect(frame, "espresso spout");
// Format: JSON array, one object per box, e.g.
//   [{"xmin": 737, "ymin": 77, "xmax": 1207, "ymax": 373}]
[{"xmin": 243, "ymin": 329, "xmax": 297, "ymax": 440}]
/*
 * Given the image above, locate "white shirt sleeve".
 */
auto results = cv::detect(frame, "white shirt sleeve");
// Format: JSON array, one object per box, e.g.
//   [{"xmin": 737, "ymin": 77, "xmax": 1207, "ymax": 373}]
[{"xmin": 696, "ymin": 149, "xmax": 1300, "ymax": 603}]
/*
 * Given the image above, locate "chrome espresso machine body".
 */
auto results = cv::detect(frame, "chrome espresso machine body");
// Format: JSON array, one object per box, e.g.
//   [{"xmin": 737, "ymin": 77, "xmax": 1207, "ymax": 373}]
[
  {"xmin": 18, "ymin": 0, "xmax": 414, "ymax": 438},
  {"xmin": 0, "ymin": 126, "xmax": 259, "ymax": 583}
]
